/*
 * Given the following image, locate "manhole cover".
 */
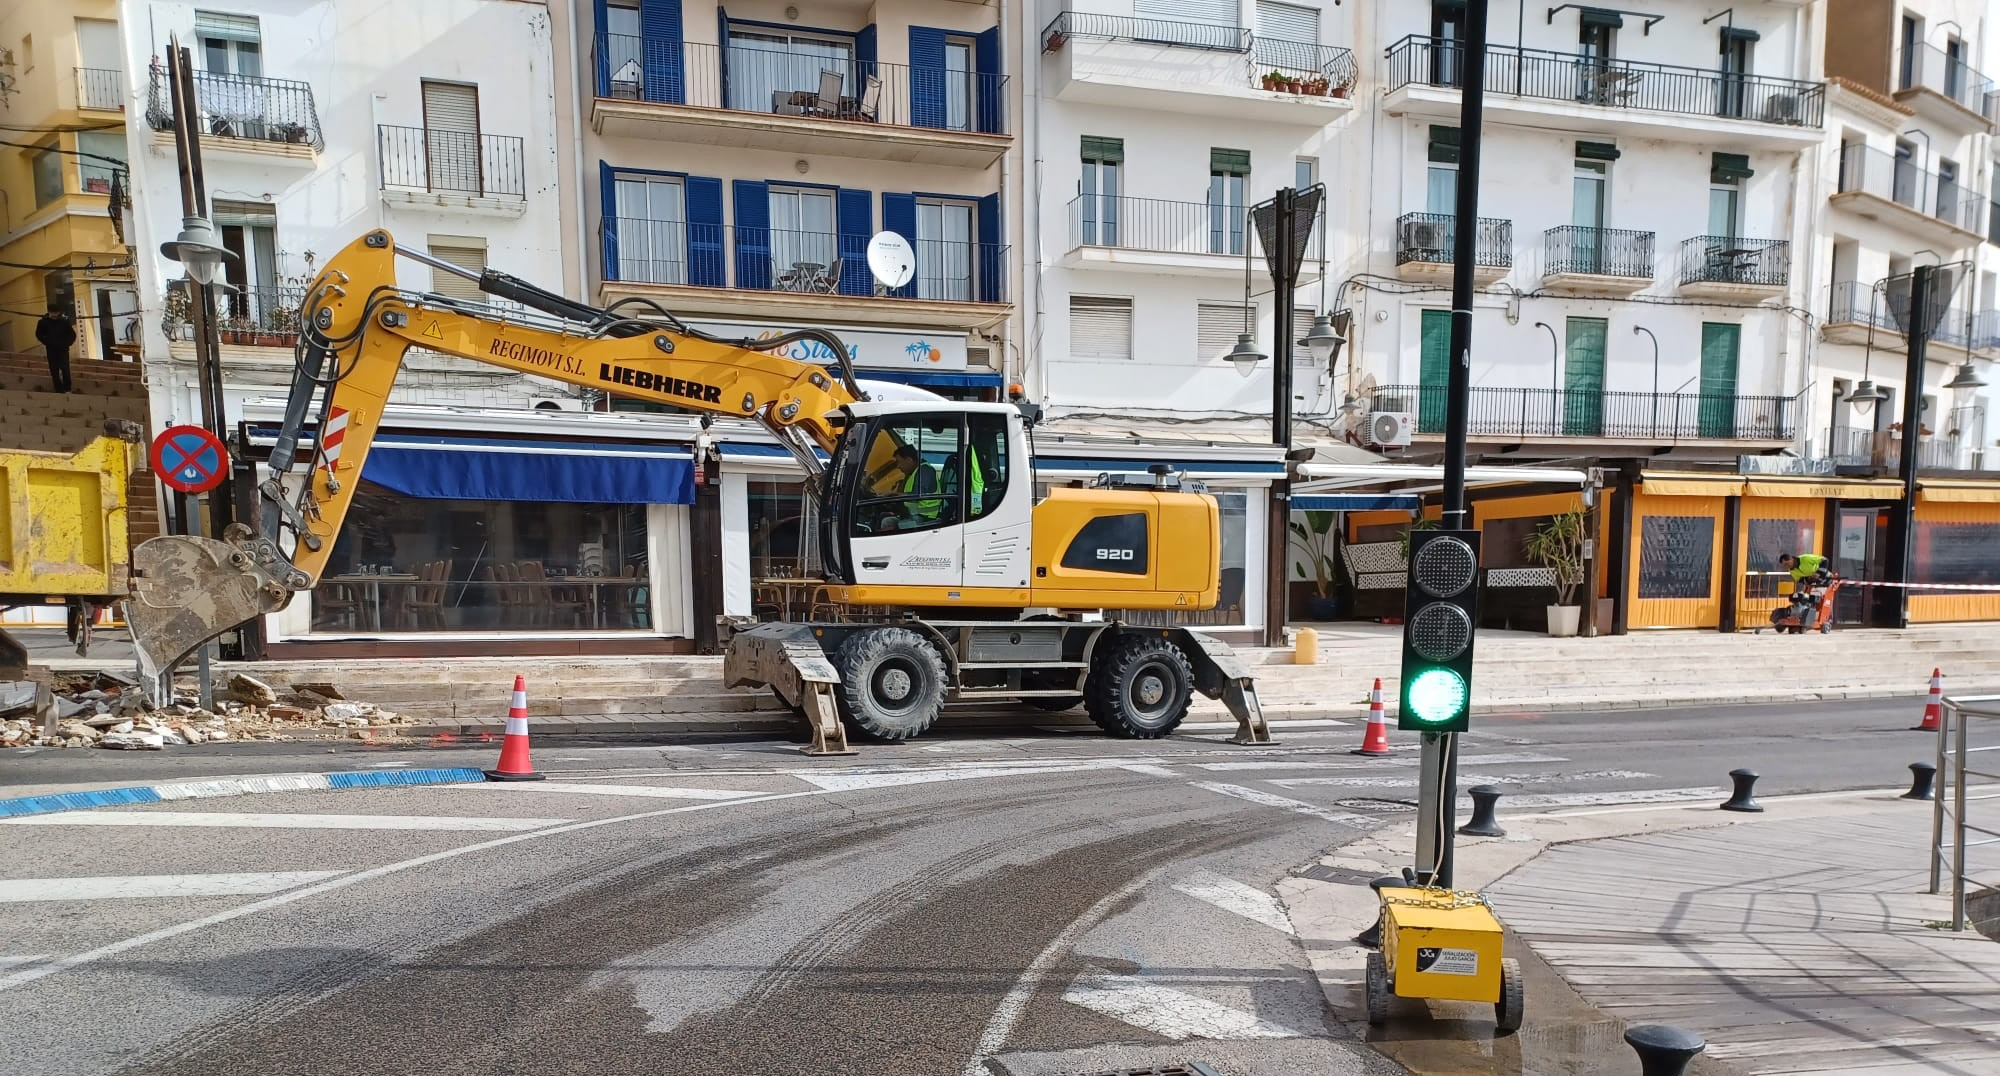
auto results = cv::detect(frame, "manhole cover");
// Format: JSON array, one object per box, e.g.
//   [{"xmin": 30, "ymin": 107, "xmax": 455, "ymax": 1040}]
[
  {"xmin": 1334, "ymin": 798, "xmax": 1419, "ymax": 813},
  {"xmin": 1296, "ymin": 863, "xmax": 1378, "ymax": 885}
]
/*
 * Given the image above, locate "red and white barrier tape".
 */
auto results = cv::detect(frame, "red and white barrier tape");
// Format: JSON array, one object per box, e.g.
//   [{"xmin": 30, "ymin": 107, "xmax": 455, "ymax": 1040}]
[{"xmin": 1825, "ymin": 580, "xmax": 2000, "ymax": 593}]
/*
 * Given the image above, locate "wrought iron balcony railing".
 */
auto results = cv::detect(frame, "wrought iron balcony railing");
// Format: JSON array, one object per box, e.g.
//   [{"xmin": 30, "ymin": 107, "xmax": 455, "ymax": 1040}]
[
  {"xmin": 146, "ymin": 65, "xmax": 323, "ymax": 150},
  {"xmin": 377, "ymin": 125, "xmax": 525, "ymax": 199},
  {"xmin": 602, "ymin": 217, "xmax": 1007, "ymax": 303},
  {"xmin": 1375, "ymin": 383, "xmax": 1797, "ymax": 440},
  {"xmin": 1067, "ymin": 195, "xmax": 1266, "ymax": 258},
  {"xmin": 1042, "ymin": 11, "xmax": 1250, "ymax": 53},
  {"xmin": 1544, "ymin": 225, "xmax": 1654, "ymax": 279},
  {"xmin": 76, "ymin": 67, "xmax": 123, "ymax": 111},
  {"xmin": 1383, "ymin": 35, "xmax": 1826, "ymax": 127},
  {"xmin": 1395, "ymin": 212, "xmax": 1511, "ymax": 268},
  {"xmin": 1678, "ymin": 235, "xmax": 1788, "ymax": 287}
]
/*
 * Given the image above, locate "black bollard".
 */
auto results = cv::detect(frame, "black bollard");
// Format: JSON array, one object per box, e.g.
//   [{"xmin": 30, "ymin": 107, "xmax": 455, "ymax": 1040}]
[
  {"xmin": 1902, "ymin": 762, "xmax": 1937, "ymax": 801},
  {"xmin": 1624, "ymin": 1024, "xmax": 1706, "ymax": 1076},
  {"xmin": 1720, "ymin": 768, "xmax": 1763, "ymax": 813},
  {"xmin": 1459, "ymin": 785, "xmax": 1505, "ymax": 837},
  {"xmin": 1353, "ymin": 874, "xmax": 1406, "ymax": 948}
]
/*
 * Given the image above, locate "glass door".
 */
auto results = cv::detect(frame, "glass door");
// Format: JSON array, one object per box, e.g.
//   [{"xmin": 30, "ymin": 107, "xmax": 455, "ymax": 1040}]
[
  {"xmin": 916, "ymin": 200, "xmax": 974, "ymax": 301},
  {"xmin": 1572, "ymin": 160, "xmax": 1607, "ymax": 273},
  {"xmin": 1831, "ymin": 506, "xmax": 1888, "ymax": 626},
  {"xmin": 615, "ymin": 175, "xmax": 686, "ymax": 284}
]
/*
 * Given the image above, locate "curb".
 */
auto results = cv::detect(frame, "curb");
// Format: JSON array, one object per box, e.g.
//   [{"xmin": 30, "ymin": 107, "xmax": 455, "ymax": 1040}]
[{"xmin": 0, "ymin": 767, "xmax": 488, "ymax": 820}]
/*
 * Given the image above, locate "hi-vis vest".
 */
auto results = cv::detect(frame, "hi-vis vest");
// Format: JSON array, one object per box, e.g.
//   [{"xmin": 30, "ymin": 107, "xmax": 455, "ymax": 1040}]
[{"xmin": 903, "ymin": 463, "xmax": 942, "ymax": 520}]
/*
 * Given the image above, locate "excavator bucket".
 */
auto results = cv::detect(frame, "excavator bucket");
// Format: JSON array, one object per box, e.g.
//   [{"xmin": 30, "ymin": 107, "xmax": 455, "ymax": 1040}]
[{"xmin": 125, "ymin": 533, "xmax": 293, "ymax": 688}]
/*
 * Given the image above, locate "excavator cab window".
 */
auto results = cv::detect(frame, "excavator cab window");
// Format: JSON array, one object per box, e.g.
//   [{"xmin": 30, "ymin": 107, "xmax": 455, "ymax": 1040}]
[{"xmin": 849, "ymin": 414, "xmax": 965, "ymax": 535}]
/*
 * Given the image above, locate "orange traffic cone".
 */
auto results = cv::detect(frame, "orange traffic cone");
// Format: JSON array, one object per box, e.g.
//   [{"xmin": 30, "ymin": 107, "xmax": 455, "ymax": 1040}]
[
  {"xmin": 1353, "ymin": 678, "xmax": 1392, "ymax": 757},
  {"xmin": 484, "ymin": 675, "xmax": 545, "ymax": 781},
  {"xmin": 1915, "ymin": 668, "xmax": 1944, "ymax": 732}
]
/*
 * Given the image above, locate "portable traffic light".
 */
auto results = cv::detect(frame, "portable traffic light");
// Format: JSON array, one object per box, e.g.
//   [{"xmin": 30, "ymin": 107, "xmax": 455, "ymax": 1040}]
[{"xmin": 1398, "ymin": 528, "xmax": 1481, "ymax": 732}]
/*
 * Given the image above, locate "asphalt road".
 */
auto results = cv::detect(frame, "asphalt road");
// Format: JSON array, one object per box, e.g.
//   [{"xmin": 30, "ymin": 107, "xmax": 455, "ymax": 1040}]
[{"xmin": 0, "ymin": 697, "xmax": 1933, "ymax": 1076}]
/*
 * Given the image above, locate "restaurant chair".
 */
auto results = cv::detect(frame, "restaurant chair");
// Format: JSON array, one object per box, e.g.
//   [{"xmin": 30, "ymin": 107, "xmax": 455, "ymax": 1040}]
[
  {"xmin": 403, "ymin": 560, "xmax": 449, "ymax": 631},
  {"xmin": 316, "ymin": 582, "xmax": 362, "ymax": 632}
]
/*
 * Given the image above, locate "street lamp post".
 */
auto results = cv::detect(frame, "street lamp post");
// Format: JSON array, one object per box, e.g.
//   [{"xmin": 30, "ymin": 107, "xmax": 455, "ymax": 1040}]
[
  {"xmin": 1634, "ymin": 325, "xmax": 1659, "ymax": 438},
  {"xmin": 1534, "ymin": 321, "xmax": 1559, "ymax": 436},
  {"xmin": 1247, "ymin": 184, "xmax": 1323, "ymax": 647}
]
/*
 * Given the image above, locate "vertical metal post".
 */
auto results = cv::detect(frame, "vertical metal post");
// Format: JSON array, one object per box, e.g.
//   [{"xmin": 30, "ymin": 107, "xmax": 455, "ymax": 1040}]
[
  {"xmin": 1887, "ymin": 264, "xmax": 1933, "ymax": 630},
  {"xmin": 1262, "ymin": 189, "xmax": 1298, "ymax": 648},
  {"xmin": 1952, "ymin": 703, "xmax": 1967, "ymax": 930},
  {"xmin": 1930, "ymin": 700, "xmax": 1949, "ymax": 893},
  {"xmin": 166, "ymin": 41, "xmax": 235, "ymax": 543}
]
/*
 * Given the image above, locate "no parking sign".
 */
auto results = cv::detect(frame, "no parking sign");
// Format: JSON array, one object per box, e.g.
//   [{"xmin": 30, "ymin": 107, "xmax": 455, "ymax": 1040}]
[{"xmin": 149, "ymin": 425, "xmax": 230, "ymax": 495}]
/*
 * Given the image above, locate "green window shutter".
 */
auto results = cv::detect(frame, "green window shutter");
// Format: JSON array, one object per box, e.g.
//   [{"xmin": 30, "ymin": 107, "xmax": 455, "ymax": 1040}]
[
  {"xmin": 1575, "ymin": 141, "xmax": 1621, "ymax": 162},
  {"xmin": 1710, "ymin": 152, "xmax": 1753, "ymax": 183},
  {"xmin": 1210, "ymin": 147, "xmax": 1251, "ymax": 174},
  {"xmin": 1417, "ymin": 309, "xmax": 1452, "ymax": 434},
  {"xmin": 1579, "ymin": 8, "xmax": 1623, "ymax": 28},
  {"xmin": 1563, "ymin": 317, "xmax": 1607, "ymax": 436},
  {"xmin": 1698, "ymin": 323, "xmax": 1741, "ymax": 438},
  {"xmin": 1720, "ymin": 26, "xmax": 1760, "ymax": 42},
  {"xmin": 1428, "ymin": 125, "xmax": 1460, "ymax": 165},
  {"xmin": 1082, "ymin": 136, "xmax": 1124, "ymax": 163}
]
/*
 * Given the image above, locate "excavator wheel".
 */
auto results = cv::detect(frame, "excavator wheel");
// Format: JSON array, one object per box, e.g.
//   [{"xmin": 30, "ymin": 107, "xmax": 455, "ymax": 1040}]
[
  {"xmin": 831, "ymin": 626, "xmax": 948, "ymax": 742},
  {"xmin": 1084, "ymin": 634, "xmax": 1194, "ymax": 739}
]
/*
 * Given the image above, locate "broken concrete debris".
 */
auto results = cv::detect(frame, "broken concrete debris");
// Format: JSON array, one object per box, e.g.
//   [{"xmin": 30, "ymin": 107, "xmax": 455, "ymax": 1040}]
[{"xmin": 3, "ymin": 672, "xmax": 410, "ymax": 750}]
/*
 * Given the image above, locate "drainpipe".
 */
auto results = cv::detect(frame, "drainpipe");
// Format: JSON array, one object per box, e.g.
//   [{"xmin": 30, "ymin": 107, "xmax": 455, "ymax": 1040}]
[
  {"xmin": 1025, "ymin": 0, "xmax": 1048, "ymax": 406},
  {"xmin": 996, "ymin": 0, "xmax": 1012, "ymax": 394},
  {"xmin": 562, "ymin": 0, "xmax": 590, "ymax": 307}
]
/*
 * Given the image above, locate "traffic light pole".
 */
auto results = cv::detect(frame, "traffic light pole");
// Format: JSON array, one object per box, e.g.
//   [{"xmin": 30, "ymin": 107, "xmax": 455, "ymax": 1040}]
[{"xmin": 1417, "ymin": 0, "xmax": 1491, "ymax": 890}]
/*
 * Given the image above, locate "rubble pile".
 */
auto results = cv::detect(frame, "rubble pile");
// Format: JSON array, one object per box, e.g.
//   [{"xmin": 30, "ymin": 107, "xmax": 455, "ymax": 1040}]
[{"xmin": 0, "ymin": 672, "xmax": 413, "ymax": 750}]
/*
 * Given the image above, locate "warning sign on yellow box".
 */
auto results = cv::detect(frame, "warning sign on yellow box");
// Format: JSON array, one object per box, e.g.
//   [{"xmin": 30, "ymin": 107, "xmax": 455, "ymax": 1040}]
[{"xmin": 1379, "ymin": 887, "xmax": 1507, "ymax": 1004}]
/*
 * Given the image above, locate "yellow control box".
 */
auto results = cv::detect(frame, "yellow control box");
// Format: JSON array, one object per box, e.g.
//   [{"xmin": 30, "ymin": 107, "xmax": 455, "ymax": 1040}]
[{"xmin": 1378, "ymin": 887, "xmax": 1506, "ymax": 1004}]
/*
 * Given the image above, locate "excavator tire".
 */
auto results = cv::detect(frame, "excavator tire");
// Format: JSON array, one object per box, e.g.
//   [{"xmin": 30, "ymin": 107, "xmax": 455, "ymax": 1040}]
[
  {"xmin": 1084, "ymin": 634, "xmax": 1194, "ymax": 739},
  {"xmin": 831, "ymin": 626, "xmax": 948, "ymax": 742}
]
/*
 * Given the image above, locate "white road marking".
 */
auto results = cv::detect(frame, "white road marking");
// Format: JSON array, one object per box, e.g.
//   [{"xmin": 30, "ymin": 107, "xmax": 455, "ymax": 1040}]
[
  {"xmin": 454, "ymin": 782, "xmax": 761, "ymax": 801},
  {"xmin": 1487, "ymin": 788, "xmax": 1716, "ymax": 809},
  {"xmin": 0, "ymin": 956, "xmax": 48, "ymax": 972},
  {"xmin": 1188, "ymin": 783, "xmax": 1376, "ymax": 829},
  {"xmin": 1178, "ymin": 719, "xmax": 1348, "ymax": 732},
  {"xmin": 797, "ymin": 761, "xmax": 1138, "ymax": 793},
  {"xmin": 963, "ymin": 869, "xmax": 1170, "ymax": 1076},
  {"xmin": 1172, "ymin": 871, "xmax": 1294, "ymax": 935},
  {"xmin": 0, "ymin": 812, "xmax": 568, "ymax": 831},
  {"xmin": 0, "ymin": 872, "xmax": 345, "ymax": 903},
  {"xmin": 1117, "ymin": 763, "xmax": 1179, "ymax": 778},
  {"xmin": 1272, "ymin": 767, "xmax": 1656, "ymax": 790},
  {"xmin": 1195, "ymin": 751, "xmax": 1568, "ymax": 772},
  {"xmin": 1063, "ymin": 973, "xmax": 1301, "ymax": 1040},
  {"xmin": 361, "ymin": 761, "xmax": 413, "ymax": 769}
]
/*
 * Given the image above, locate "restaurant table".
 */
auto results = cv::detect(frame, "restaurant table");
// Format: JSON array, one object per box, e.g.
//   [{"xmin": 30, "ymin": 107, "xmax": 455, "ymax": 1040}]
[{"xmin": 323, "ymin": 574, "xmax": 418, "ymax": 632}]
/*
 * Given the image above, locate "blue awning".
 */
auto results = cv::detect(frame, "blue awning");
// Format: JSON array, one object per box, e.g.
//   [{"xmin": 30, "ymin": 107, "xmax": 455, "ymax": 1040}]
[
  {"xmin": 856, "ymin": 369, "xmax": 1005, "ymax": 389},
  {"xmin": 1293, "ymin": 494, "xmax": 1423, "ymax": 511},
  {"xmin": 361, "ymin": 434, "xmax": 693, "ymax": 505}
]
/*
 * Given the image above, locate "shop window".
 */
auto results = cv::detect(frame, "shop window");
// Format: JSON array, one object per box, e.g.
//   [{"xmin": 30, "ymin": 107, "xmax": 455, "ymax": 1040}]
[
  {"xmin": 312, "ymin": 480, "xmax": 650, "ymax": 633},
  {"xmin": 1914, "ymin": 521, "xmax": 2000, "ymax": 586},
  {"xmin": 1118, "ymin": 489, "xmax": 1249, "ymax": 627},
  {"xmin": 749, "ymin": 477, "xmax": 820, "ymax": 579},
  {"xmin": 1744, "ymin": 517, "xmax": 1816, "ymax": 599},
  {"xmin": 1637, "ymin": 515, "xmax": 1713, "ymax": 599},
  {"xmin": 32, "ymin": 142, "xmax": 64, "ymax": 206}
]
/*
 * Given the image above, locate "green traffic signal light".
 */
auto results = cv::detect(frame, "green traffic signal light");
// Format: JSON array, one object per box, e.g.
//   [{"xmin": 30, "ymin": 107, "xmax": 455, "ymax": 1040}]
[{"xmin": 1405, "ymin": 667, "xmax": 1468, "ymax": 726}]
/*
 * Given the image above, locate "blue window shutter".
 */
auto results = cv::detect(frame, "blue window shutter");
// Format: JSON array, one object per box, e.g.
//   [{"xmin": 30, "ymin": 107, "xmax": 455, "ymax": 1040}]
[
  {"xmin": 733, "ymin": 179, "xmax": 771, "ymax": 290},
  {"xmin": 639, "ymin": 0, "xmax": 685, "ymax": 104},
  {"xmin": 686, "ymin": 176, "xmax": 724, "ymax": 287},
  {"xmin": 909, "ymin": 27, "xmax": 947, "ymax": 129},
  {"xmin": 837, "ymin": 188, "xmax": 873, "ymax": 297},
  {"xmin": 977, "ymin": 193, "xmax": 1002, "ymax": 303},
  {"xmin": 882, "ymin": 193, "xmax": 917, "ymax": 298},
  {"xmin": 600, "ymin": 161, "xmax": 620, "ymax": 281},
  {"xmin": 974, "ymin": 27, "xmax": 1002, "ymax": 134},
  {"xmin": 856, "ymin": 24, "xmax": 877, "ymax": 80},
  {"xmin": 593, "ymin": 0, "xmax": 610, "ymax": 97},
  {"xmin": 717, "ymin": 7, "xmax": 730, "ymax": 108}
]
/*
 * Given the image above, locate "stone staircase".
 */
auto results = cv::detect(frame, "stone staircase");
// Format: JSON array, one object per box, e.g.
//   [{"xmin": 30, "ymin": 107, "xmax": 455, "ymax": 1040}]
[{"xmin": 228, "ymin": 624, "xmax": 2000, "ymax": 736}]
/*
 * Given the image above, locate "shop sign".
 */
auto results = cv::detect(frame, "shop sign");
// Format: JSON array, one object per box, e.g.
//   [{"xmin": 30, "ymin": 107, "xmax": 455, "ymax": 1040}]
[
  {"xmin": 1738, "ymin": 455, "xmax": 1835, "ymax": 477},
  {"xmin": 689, "ymin": 319, "xmax": 968, "ymax": 372}
]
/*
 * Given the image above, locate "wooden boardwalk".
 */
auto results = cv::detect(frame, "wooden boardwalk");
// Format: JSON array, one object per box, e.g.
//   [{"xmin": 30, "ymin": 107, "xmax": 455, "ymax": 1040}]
[{"xmin": 1489, "ymin": 808, "xmax": 2000, "ymax": 1075}]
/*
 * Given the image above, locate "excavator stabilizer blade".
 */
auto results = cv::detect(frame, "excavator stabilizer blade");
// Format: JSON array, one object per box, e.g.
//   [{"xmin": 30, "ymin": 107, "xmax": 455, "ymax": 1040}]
[{"xmin": 125, "ymin": 535, "xmax": 291, "ymax": 687}]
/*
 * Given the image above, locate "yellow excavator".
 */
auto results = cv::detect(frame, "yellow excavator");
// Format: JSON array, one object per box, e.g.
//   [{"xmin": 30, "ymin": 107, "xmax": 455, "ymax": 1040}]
[{"xmin": 123, "ymin": 230, "xmax": 1268, "ymax": 754}]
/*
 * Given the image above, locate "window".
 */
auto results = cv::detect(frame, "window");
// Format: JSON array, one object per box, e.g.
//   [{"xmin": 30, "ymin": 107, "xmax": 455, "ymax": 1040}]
[
  {"xmin": 915, "ymin": 198, "xmax": 975, "ymax": 301},
  {"xmin": 1578, "ymin": 11, "xmax": 1615, "ymax": 64},
  {"xmin": 1899, "ymin": 14, "xmax": 1920, "ymax": 90},
  {"xmin": 726, "ymin": 26, "xmax": 853, "ymax": 113},
  {"xmin": 31, "ymin": 141, "xmax": 64, "ymax": 206},
  {"xmin": 1080, "ymin": 137, "xmax": 1122, "ymax": 246},
  {"xmin": 421, "ymin": 81, "xmax": 482, "ymax": 194},
  {"xmin": 1698, "ymin": 322, "xmax": 1740, "ymax": 438},
  {"xmin": 1638, "ymin": 515, "xmax": 1714, "ymax": 599},
  {"xmin": 76, "ymin": 131, "xmax": 124, "ymax": 194},
  {"xmin": 944, "ymin": 37, "xmax": 974, "ymax": 132},
  {"xmin": 963, "ymin": 413, "xmax": 1011, "ymax": 522},
  {"xmin": 1254, "ymin": 1, "xmax": 1320, "ymax": 76},
  {"xmin": 1427, "ymin": 126, "xmax": 1459, "ymax": 214},
  {"xmin": 195, "ymin": 11, "xmax": 262, "ymax": 76},
  {"xmin": 1296, "ymin": 156, "xmax": 1322, "ymax": 255},
  {"xmin": 767, "ymin": 186, "xmax": 837, "ymax": 280},
  {"xmin": 604, "ymin": 0, "xmax": 642, "ymax": 97},
  {"xmin": 1571, "ymin": 152, "xmax": 1609, "ymax": 272},
  {"xmin": 1913, "ymin": 519, "xmax": 2000, "ymax": 586},
  {"xmin": 1431, "ymin": 1, "xmax": 1466, "ymax": 85},
  {"xmin": 1418, "ymin": 309, "xmax": 1450, "ymax": 432},
  {"xmin": 1718, "ymin": 29, "xmax": 1753, "ymax": 117},
  {"xmin": 1198, "ymin": 302, "xmax": 1253, "ymax": 363},
  {"xmin": 1563, "ymin": 316, "xmax": 1607, "ymax": 436},
  {"xmin": 749, "ymin": 476, "xmax": 820, "ymax": 580},
  {"xmin": 613, "ymin": 173, "xmax": 685, "ymax": 284},
  {"xmin": 214, "ymin": 200, "xmax": 278, "ymax": 329},
  {"xmin": 426, "ymin": 236, "xmax": 487, "ymax": 304},
  {"xmin": 75, "ymin": 18, "xmax": 122, "ymax": 109},
  {"xmin": 44, "ymin": 270, "xmax": 76, "ymax": 318},
  {"xmin": 1938, "ymin": 158, "xmax": 1960, "ymax": 224},
  {"xmin": 1708, "ymin": 175, "xmax": 1740, "ymax": 242},
  {"xmin": 851, "ymin": 415, "xmax": 965, "ymax": 536},
  {"xmin": 1071, "ymin": 296, "xmax": 1133, "ymax": 360},
  {"xmin": 1892, "ymin": 139, "xmax": 1919, "ymax": 207},
  {"xmin": 1208, "ymin": 148, "xmax": 1249, "ymax": 255},
  {"xmin": 1944, "ymin": 36, "xmax": 1966, "ymax": 100}
]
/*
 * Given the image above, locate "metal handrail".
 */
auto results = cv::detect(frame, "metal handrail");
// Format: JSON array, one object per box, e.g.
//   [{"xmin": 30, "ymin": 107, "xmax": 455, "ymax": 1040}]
[{"xmin": 1931, "ymin": 694, "xmax": 2000, "ymax": 931}]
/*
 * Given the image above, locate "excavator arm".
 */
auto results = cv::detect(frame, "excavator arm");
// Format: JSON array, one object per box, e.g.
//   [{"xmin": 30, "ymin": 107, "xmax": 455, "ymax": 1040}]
[{"xmin": 125, "ymin": 229, "xmax": 862, "ymax": 682}]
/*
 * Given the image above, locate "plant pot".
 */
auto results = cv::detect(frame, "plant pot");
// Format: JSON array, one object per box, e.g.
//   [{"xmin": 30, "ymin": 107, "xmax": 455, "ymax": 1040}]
[
  {"xmin": 1331, "ymin": 85, "xmax": 1349, "ymax": 98},
  {"xmin": 1545, "ymin": 604, "xmax": 1581, "ymax": 638},
  {"xmin": 1303, "ymin": 593, "xmax": 1341, "ymax": 620},
  {"xmin": 1261, "ymin": 75, "xmax": 1276, "ymax": 90},
  {"xmin": 1045, "ymin": 32, "xmax": 1065, "ymax": 51}
]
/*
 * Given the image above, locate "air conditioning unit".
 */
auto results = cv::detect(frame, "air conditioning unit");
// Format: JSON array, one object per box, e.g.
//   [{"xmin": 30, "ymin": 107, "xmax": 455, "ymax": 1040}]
[
  {"xmin": 1763, "ymin": 93, "xmax": 1801, "ymax": 124},
  {"xmin": 530, "ymin": 396, "xmax": 584, "ymax": 412},
  {"xmin": 1399, "ymin": 219, "xmax": 1449, "ymax": 254},
  {"xmin": 1365, "ymin": 411, "xmax": 1414, "ymax": 447}
]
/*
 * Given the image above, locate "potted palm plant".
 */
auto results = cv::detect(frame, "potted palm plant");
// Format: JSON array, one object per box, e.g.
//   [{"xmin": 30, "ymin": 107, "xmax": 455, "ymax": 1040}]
[
  {"xmin": 1289, "ymin": 510, "xmax": 1345, "ymax": 620},
  {"xmin": 1523, "ymin": 509, "xmax": 1587, "ymax": 637}
]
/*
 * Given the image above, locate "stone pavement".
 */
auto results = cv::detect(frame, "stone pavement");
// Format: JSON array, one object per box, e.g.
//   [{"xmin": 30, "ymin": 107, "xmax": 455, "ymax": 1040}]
[{"xmin": 1281, "ymin": 791, "xmax": 2000, "ymax": 1075}]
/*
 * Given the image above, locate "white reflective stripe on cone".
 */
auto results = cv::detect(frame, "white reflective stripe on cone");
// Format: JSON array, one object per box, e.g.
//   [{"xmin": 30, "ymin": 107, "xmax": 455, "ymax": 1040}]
[
  {"xmin": 505, "ymin": 717, "xmax": 530, "ymax": 736},
  {"xmin": 511, "ymin": 690, "xmax": 528, "ymax": 710}
]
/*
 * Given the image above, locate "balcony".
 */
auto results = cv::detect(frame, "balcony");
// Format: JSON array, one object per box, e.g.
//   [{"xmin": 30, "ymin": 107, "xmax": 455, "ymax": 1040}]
[
  {"xmin": 76, "ymin": 67, "xmax": 124, "ymax": 112},
  {"xmin": 376, "ymin": 125, "xmax": 526, "ymax": 216},
  {"xmin": 1831, "ymin": 142, "xmax": 1986, "ymax": 243},
  {"xmin": 1820, "ymin": 425, "xmax": 1996, "ymax": 474},
  {"xmin": 1040, "ymin": 12, "xmax": 1355, "ymax": 126},
  {"xmin": 1372, "ymin": 384, "xmax": 1797, "ymax": 443},
  {"xmin": 591, "ymin": 35, "xmax": 1008, "ymax": 168},
  {"xmin": 1541, "ymin": 226, "xmax": 1654, "ymax": 293},
  {"xmin": 1382, "ymin": 36, "xmax": 1824, "ymax": 149},
  {"xmin": 1393, "ymin": 212, "xmax": 1511, "ymax": 284},
  {"xmin": 599, "ymin": 217, "xmax": 1007, "ymax": 328},
  {"xmin": 145, "ymin": 65, "xmax": 322, "ymax": 160},
  {"xmin": 1063, "ymin": 195, "xmax": 1276, "ymax": 277},
  {"xmin": 1822, "ymin": 281, "xmax": 2000, "ymax": 358},
  {"xmin": 1677, "ymin": 236, "xmax": 1789, "ymax": 299},
  {"xmin": 1894, "ymin": 43, "xmax": 1996, "ymax": 131}
]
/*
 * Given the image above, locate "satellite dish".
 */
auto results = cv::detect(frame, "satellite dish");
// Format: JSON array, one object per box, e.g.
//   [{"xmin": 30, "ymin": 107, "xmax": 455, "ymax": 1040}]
[{"xmin": 866, "ymin": 231, "xmax": 916, "ymax": 290}]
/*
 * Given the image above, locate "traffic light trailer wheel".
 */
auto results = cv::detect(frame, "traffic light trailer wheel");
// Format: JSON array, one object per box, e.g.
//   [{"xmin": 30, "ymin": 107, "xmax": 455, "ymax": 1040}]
[{"xmin": 1085, "ymin": 634, "xmax": 1195, "ymax": 739}]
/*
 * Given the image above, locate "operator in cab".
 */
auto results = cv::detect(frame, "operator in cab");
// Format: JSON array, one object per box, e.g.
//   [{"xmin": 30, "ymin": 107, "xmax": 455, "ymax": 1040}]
[{"xmin": 863, "ymin": 444, "xmax": 941, "ymax": 531}]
